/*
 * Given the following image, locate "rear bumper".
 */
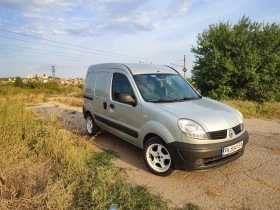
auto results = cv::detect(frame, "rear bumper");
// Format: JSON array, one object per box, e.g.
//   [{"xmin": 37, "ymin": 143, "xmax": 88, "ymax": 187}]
[{"xmin": 167, "ymin": 130, "xmax": 249, "ymax": 171}]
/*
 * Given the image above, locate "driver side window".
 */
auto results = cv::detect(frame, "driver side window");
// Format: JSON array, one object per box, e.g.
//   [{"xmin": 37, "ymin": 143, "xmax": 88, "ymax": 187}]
[{"xmin": 112, "ymin": 73, "xmax": 134, "ymax": 102}]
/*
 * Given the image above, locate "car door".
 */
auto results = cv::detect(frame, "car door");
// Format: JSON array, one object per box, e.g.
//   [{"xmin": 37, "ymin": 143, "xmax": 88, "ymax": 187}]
[
  {"xmin": 108, "ymin": 70, "xmax": 142, "ymax": 145},
  {"xmin": 92, "ymin": 71, "xmax": 110, "ymax": 130}
]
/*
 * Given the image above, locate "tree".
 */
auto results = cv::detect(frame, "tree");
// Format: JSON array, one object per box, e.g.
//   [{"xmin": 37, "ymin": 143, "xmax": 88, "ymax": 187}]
[
  {"xmin": 191, "ymin": 16, "xmax": 280, "ymax": 102},
  {"xmin": 14, "ymin": 76, "xmax": 24, "ymax": 88}
]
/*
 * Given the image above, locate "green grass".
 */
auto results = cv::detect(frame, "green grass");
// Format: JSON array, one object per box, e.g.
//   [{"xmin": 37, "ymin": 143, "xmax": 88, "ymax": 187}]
[
  {"xmin": 0, "ymin": 95, "xmax": 200, "ymax": 209},
  {"xmin": 222, "ymin": 100, "xmax": 280, "ymax": 119}
]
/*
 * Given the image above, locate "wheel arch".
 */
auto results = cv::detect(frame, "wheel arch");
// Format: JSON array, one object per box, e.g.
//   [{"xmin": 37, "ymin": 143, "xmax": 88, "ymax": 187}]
[
  {"xmin": 141, "ymin": 120, "xmax": 176, "ymax": 147},
  {"xmin": 84, "ymin": 110, "xmax": 92, "ymax": 119},
  {"xmin": 143, "ymin": 133, "xmax": 169, "ymax": 147}
]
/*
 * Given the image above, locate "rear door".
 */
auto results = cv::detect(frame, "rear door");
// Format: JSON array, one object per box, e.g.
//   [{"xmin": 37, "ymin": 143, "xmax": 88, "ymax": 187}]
[
  {"xmin": 107, "ymin": 69, "xmax": 142, "ymax": 145},
  {"xmin": 92, "ymin": 71, "xmax": 110, "ymax": 130}
]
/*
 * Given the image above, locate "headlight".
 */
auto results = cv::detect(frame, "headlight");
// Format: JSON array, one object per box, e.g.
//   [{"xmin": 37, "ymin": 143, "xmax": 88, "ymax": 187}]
[{"xmin": 178, "ymin": 119, "xmax": 207, "ymax": 139}]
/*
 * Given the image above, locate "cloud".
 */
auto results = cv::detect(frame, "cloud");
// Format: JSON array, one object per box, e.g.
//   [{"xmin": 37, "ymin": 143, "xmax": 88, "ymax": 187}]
[
  {"xmin": 22, "ymin": 13, "xmax": 43, "ymax": 18},
  {"xmin": 57, "ymin": 17, "xmax": 65, "ymax": 22},
  {"xmin": 64, "ymin": 28, "xmax": 101, "ymax": 36},
  {"xmin": 84, "ymin": 0, "xmax": 154, "ymax": 33},
  {"xmin": 86, "ymin": 0, "xmax": 147, "ymax": 17},
  {"xmin": 165, "ymin": 0, "xmax": 198, "ymax": 17},
  {"xmin": 71, "ymin": 17, "xmax": 88, "ymax": 21},
  {"xmin": 2, "ymin": 0, "xmax": 155, "ymax": 35},
  {"xmin": 22, "ymin": 13, "xmax": 65, "ymax": 22},
  {"xmin": 176, "ymin": 0, "xmax": 196, "ymax": 14},
  {"xmin": 52, "ymin": 29, "xmax": 68, "ymax": 35},
  {"xmin": 97, "ymin": 0, "xmax": 133, "ymax": 2},
  {"xmin": 99, "ymin": 13, "xmax": 154, "ymax": 33},
  {"xmin": 0, "ymin": 0, "xmax": 76, "ymax": 11},
  {"xmin": 12, "ymin": 22, "xmax": 101, "ymax": 37}
]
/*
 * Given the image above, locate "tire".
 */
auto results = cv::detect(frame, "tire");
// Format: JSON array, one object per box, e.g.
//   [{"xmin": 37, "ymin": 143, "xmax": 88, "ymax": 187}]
[
  {"xmin": 143, "ymin": 137, "xmax": 174, "ymax": 176},
  {"xmin": 85, "ymin": 113, "xmax": 101, "ymax": 136}
]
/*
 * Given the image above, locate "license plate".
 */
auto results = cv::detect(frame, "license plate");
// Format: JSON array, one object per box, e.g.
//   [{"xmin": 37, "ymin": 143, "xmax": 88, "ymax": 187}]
[{"xmin": 222, "ymin": 141, "xmax": 243, "ymax": 156}]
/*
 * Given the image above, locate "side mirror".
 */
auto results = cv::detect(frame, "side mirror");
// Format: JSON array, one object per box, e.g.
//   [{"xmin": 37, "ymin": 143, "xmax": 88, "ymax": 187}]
[
  {"xmin": 196, "ymin": 89, "xmax": 201, "ymax": 95},
  {"xmin": 119, "ymin": 94, "xmax": 136, "ymax": 106}
]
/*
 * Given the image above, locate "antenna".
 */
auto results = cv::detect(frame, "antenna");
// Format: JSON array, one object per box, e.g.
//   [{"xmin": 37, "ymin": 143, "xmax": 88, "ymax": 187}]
[{"xmin": 182, "ymin": 55, "xmax": 187, "ymax": 79}]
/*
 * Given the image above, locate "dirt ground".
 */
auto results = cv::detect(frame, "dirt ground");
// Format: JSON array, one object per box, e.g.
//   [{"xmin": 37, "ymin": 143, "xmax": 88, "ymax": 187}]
[{"xmin": 32, "ymin": 99, "xmax": 280, "ymax": 210}]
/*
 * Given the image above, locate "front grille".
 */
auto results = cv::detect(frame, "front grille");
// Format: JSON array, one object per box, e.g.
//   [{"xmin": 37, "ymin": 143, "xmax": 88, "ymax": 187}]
[
  {"xmin": 208, "ymin": 129, "xmax": 227, "ymax": 140},
  {"xmin": 208, "ymin": 124, "xmax": 244, "ymax": 140},
  {"xmin": 232, "ymin": 124, "xmax": 243, "ymax": 135}
]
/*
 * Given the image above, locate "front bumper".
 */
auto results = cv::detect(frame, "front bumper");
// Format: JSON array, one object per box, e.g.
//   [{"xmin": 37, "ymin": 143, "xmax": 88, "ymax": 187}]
[{"xmin": 167, "ymin": 130, "xmax": 249, "ymax": 171}]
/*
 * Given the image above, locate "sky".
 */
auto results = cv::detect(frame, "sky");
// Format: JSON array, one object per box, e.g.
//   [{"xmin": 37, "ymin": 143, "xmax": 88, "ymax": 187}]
[{"xmin": 0, "ymin": 0, "xmax": 279, "ymax": 78}]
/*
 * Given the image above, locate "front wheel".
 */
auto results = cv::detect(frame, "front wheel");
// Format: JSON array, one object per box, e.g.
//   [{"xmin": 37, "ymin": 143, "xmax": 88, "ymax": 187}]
[
  {"xmin": 86, "ymin": 113, "xmax": 100, "ymax": 136},
  {"xmin": 143, "ymin": 137, "xmax": 173, "ymax": 176}
]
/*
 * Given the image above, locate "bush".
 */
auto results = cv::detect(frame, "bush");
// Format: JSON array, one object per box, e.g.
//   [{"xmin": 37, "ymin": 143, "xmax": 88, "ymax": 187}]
[
  {"xmin": 14, "ymin": 77, "xmax": 23, "ymax": 88},
  {"xmin": 191, "ymin": 16, "xmax": 280, "ymax": 102}
]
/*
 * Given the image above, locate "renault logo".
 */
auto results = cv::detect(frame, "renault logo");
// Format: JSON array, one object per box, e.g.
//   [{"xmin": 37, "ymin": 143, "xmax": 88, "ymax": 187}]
[{"xmin": 229, "ymin": 129, "xmax": 234, "ymax": 138}]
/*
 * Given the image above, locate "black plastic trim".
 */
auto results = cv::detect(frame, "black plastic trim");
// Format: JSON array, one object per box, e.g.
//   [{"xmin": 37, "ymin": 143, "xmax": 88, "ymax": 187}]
[
  {"xmin": 169, "ymin": 131, "xmax": 249, "ymax": 150},
  {"xmin": 167, "ymin": 131, "xmax": 249, "ymax": 171},
  {"xmin": 163, "ymin": 65, "xmax": 180, "ymax": 74},
  {"xmin": 82, "ymin": 105, "xmax": 86, "ymax": 118},
  {"xmin": 84, "ymin": 95, "xmax": 93, "ymax": 100},
  {"xmin": 94, "ymin": 114, "xmax": 138, "ymax": 138}
]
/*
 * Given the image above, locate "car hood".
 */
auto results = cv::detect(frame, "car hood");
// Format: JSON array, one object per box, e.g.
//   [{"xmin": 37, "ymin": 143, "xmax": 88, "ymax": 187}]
[{"xmin": 153, "ymin": 97, "xmax": 243, "ymax": 132}]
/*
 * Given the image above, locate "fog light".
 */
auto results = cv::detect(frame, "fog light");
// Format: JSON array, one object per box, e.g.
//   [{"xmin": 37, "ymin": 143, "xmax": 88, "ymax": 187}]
[{"xmin": 195, "ymin": 158, "xmax": 204, "ymax": 167}]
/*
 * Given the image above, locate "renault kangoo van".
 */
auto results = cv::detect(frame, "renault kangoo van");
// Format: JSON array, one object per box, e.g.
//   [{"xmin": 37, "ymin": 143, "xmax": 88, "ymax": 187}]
[{"xmin": 83, "ymin": 63, "xmax": 249, "ymax": 176}]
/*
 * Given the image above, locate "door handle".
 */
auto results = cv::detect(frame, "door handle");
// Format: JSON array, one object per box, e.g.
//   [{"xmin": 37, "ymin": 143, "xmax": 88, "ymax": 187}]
[
  {"xmin": 110, "ymin": 104, "xmax": 115, "ymax": 109},
  {"xmin": 103, "ymin": 102, "xmax": 107, "ymax": 109}
]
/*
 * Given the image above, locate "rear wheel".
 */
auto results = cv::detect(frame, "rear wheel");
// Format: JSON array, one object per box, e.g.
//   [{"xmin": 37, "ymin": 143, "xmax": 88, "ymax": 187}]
[
  {"xmin": 143, "ymin": 137, "xmax": 173, "ymax": 176},
  {"xmin": 86, "ymin": 113, "xmax": 100, "ymax": 136}
]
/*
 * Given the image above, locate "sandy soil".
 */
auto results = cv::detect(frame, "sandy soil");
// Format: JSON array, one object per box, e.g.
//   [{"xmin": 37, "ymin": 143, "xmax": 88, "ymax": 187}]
[{"xmin": 31, "ymin": 99, "xmax": 280, "ymax": 210}]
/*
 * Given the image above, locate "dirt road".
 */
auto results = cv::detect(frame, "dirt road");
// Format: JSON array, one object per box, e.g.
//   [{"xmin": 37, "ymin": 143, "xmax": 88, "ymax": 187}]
[{"xmin": 32, "ymin": 100, "xmax": 280, "ymax": 210}]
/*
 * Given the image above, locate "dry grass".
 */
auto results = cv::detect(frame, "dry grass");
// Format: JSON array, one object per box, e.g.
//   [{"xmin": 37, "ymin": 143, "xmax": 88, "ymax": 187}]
[
  {"xmin": 1, "ymin": 95, "xmax": 194, "ymax": 209},
  {"xmin": 222, "ymin": 100, "xmax": 280, "ymax": 119},
  {"xmin": 2, "ymin": 93, "xmax": 47, "ymax": 104},
  {"xmin": 54, "ymin": 96, "xmax": 83, "ymax": 107}
]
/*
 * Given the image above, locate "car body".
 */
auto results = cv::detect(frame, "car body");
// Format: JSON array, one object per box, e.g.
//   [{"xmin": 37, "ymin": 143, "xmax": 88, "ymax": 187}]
[{"xmin": 83, "ymin": 63, "xmax": 249, "ymax": 176}]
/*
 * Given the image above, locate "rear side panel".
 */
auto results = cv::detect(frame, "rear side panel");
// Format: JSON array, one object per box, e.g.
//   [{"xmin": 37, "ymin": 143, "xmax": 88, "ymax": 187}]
[
  {"xmin": 84, "ymin": 71, "xmax": 96, "ymax": 117},
  {"xmin": 92, "ymin": 71, "xmax": 110, "ymax": 130}
]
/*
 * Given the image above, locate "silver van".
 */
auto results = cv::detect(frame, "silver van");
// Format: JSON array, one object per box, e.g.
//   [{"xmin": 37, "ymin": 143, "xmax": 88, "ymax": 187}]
[{"xmin": 83, "ymin": 63, "xmax": 249, "ymax": 176}]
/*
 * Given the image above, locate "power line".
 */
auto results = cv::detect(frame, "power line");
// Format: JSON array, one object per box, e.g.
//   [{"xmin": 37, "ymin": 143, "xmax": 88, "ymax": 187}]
[
  {"xmin": 0, "ymin": 50, "xmax": 139, "ymax": 64},
  {"xmin": 0, "ymin": 35, "xmax": 166, "ymax": 64},
  {"xmin": 170, "ymin": 63, "xmax": 184, "ymax": 68},
  {"xmin": 0, "ymin": 28, "xmax": 177, "ymax": 65},
  {"xmin": 0, "ymin": 47, "xmax": 110, "ymax": 62},
  {"xmin": 0, "ymin": 44, "xmax": 141, "ymax": 62},
  {"xmin": 0, "ymin": 35, "xmax": 141, "ymax": 60},
  {"xmin": 0, "ymin": 52, "xmax": 90, "ymax": 63}
]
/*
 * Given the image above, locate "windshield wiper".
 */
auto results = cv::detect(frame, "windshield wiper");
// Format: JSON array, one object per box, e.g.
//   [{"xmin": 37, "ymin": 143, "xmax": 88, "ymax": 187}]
[
  {"xmin": 180, "ymin": 97, "xmax": 199, "ymax": 101},
  {"xmin": 147, "ymin": 98, "xmax": 175, "ymax": 102}
]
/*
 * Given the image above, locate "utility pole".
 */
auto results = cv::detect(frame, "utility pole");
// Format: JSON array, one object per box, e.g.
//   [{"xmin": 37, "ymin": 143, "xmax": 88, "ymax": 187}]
[
  {"xmin": 182, "ymin": 55, "xmax": 187, "ymax": 79},
  {"xmin": 52, "ymin": 66, "xmax": 55, "ymax": 78}
]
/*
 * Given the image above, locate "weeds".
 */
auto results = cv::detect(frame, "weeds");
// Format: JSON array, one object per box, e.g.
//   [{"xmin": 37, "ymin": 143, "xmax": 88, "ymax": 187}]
[
  {"xmin": 54, "ymin": 96, "xmax": 83, "ymax": 107},
  {"xmin": 222, "ymin": 100, "xmax": 280, "ymax": 119},
  {"xmin": 0, "ymin": 95, "xmax": 177, "ymax": 209}
]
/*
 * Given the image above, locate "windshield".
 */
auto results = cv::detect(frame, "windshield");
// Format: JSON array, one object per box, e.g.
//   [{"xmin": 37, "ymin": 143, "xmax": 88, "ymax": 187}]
[{"xmin": 133, "ymin": 74, "xmax": 200, "ymax": 102}]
